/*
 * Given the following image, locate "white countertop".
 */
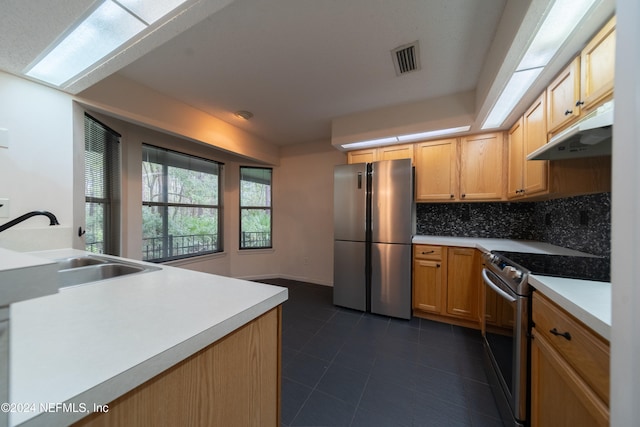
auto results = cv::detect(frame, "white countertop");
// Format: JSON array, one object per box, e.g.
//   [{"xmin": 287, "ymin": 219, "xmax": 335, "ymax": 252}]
[
  {"xmin": 528, "ymin": 275, "xmax": 610, "ymax": 341},
  {"xmin": 412, "ymin": 235, "xmax": 596, "ymax": 256},
  {"xmin": 0, "ymin": 248, "xmax": 58, "ymax": 309},
  {"xmin": 8, "ymin": 249, "xmax": 288, "ymax": 427},
  {"xmin": 412, "ymin": 236, "xmax": 611, "ymax": 341}
]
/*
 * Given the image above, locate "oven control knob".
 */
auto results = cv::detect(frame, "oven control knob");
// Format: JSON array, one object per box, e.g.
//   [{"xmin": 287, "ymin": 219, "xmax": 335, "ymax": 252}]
[
  {"xmin": 487, "ymin": 253, "xmax": 498, "ymax": 263},
  {"xmin": 503, "ymin": 266, "xmax": 523, "ymax": 279}
]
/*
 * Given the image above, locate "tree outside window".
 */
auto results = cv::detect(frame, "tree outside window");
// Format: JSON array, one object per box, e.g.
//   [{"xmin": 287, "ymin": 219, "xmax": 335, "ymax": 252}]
[
  {"xmin": 84, "ymin": 114, "xmax": 120, "ymax": 255},
  {"xmin": 142, "ymin": 144, "xmax": 222, "ymax": 262},
  {"xmin": 240, "ymin": 167, "xmax": 272, "ymax": 249}
]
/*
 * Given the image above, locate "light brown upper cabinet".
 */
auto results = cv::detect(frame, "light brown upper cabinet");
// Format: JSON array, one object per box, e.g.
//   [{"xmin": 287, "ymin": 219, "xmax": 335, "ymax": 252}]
[
  {"xmin": 546, "ymin": 57, "xmax": 581, "ymax": 134},
  {"xmin": 346, "ymin": 149, "xmax": 376, "ymax": 164},
  {"xmin": 378, "ymin": 143, "xmax": 414, "ymax": 162},
  {"xmin": 414, "ymin": 138, "xmax": 458, "ymax": 201},
  {"xmin": 459, "ymin": 132, "xmax": 505, "ymax": 201},
  {"xmin": 547, "ymin": 16, "xmax": 615, "ymax": 136},
  {"xmin": 346, "ymin": 143, "xmax": 414, "ymax": 164},
  {"xmin": 508, "ymin": 94, "xmax": 548, "ymax": 200},
  {"xmin": 580, "ymin": 16, "xmax": 616, "ymax": 111}
]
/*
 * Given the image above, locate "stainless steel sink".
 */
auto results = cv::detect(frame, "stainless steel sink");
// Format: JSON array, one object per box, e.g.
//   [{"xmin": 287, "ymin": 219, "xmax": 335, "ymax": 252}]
[
  {"xmin": 56, "ymin": 255, "xmax": 160, "ymax": 288},
  {"xmin": 56, "ymin": 256, "xmax": 108, "ymax": 270}
]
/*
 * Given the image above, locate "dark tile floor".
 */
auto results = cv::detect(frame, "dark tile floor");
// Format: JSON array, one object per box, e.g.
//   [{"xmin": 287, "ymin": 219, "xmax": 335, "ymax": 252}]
[{"xmin": 260, "ymin": 278, "xmax": 503, "ymax": 427}]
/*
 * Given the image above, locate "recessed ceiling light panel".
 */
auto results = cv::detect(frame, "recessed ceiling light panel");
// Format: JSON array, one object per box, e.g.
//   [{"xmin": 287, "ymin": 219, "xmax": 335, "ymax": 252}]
[
  {"xmin": 25, "ymin": 1, "xmax": 146, "ymax": 86},
  {"xmin": 118, "ymin": 0, "xmax": 189, "ymax": 24},
  {"xmin": 23, "ymin": 0, "xmax": 190, "ymax": 87}
]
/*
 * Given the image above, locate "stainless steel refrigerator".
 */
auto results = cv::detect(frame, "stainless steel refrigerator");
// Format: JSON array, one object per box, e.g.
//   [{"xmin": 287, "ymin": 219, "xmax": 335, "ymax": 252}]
[{"xmin": 333, "ymin": 158, "xmax": 413, "ymax": 319}]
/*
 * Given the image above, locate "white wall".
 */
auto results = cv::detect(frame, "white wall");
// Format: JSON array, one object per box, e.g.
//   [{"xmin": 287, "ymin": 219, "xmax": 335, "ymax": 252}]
[
  {"xmin": 79, "ymin": 111, "xmax": 345, "ymax": 284},
  {"xmin": 611, "ymin": 0, "xmax": 639, "ymax": 425},
  {"xmin": 0, "ymin": 72, "xmax": 74, "ymax": 250},
  {"xmin": 277, "ymin": 140, "xmax": 346, "ymax": 285},
  {"xmin": 0, "ymin": 72, "xmax": 344, "ymax": 286}
]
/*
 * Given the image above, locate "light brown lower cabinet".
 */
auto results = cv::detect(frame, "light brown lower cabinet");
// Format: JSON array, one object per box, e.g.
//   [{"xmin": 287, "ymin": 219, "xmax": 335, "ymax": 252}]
[
  {"xmin": 73, "ymin": 307, "xmax": 282, "ymax": 427},
  {"xmin": 530, "ymin": 293, "xmax": 609, "ymax": 427},
  {"xmin": 412, "ymin": 245, "xmax": 481, "ymax": 328}
]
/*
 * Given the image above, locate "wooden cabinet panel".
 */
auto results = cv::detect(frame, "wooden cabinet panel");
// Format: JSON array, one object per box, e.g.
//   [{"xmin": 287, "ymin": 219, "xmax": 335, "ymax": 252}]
[
  {"xmin": 531, "ymin": 292, "xmax": 610, "ymax": 427},
  {"xmin": 459, "ymin": 133, "xmax": 504, "ymax": 201},
  {"xmin": 507, "ymin": 117, "xmax": 524, "ymax": 199},
  {"xmin": 531, "ymin": 330, "xmax": 608, "ymax": 427},
  {"xmin": 546, "ymin": 57, "xmax": 581, "ymax": 134},
  {"xmin": 347, "ymin": 144, "xmax": 414, "ymax": 164},
  {"xmin": 74, "ymin": 308, "xmax": 281, "ymax": 427},
  {"xmin": 523, "ymin": 94, "xmax": 548, "ymax": 196},
  {"xmin": 413, "ymin": 245, "xmax": 445, "ymax": 314},
  {"xmin": 412, "ymin": 246, "xmax": 482, "ymax": 328},
  {"xmin": 532, "ymin": 292, "xmax": 609, "ymax": 405},
  {"xmin": 446, "ymin": 247, "xmax": 478, "ymax": 320},
  {"xmin": 347, "ymin": 149, "xmax": 376, "ymax": 164},
  {"xmin": 413, "ymin": 244, "xmax": 443, "ymax": 261},
  {"xmin": 414, "ymin": 138, "xmax": 458, "ymax": 201},
  {"xmin": 581, "ymin": 16, "xmax": 616, "ymax": 111},
  {"xmin": 413, "ymin": 259, "xmax": 444, "ymax": 314},
  {"xmin": 378, "ymin": 143, "xmax": 414, "ymax": 162}
]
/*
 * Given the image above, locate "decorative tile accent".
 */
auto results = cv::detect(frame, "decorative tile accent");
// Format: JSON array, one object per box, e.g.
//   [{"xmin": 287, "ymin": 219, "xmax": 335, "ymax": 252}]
[{"xmin": 416, "ymin": 193, "xmax": 611, "ymax": 256}]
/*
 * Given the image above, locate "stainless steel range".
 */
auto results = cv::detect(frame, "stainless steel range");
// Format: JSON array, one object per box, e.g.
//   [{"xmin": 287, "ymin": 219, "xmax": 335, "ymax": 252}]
[
  {"xmin": 481, "ymin": 250, "xmax": 610, "ymax": 427},
  {"xmin": 482, "ymin": 251, "xmax": 531, "ymax": 427}
]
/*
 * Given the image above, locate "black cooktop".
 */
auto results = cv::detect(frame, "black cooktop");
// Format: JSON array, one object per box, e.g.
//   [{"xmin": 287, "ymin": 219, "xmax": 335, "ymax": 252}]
[{"xmin": 492, "ymin": 251, "xmax": 611, "ymax": 282}]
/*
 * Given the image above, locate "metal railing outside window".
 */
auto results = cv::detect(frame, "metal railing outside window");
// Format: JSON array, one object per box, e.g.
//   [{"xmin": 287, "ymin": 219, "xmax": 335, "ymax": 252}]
[
  {"xmin": 239, "ymin": 167, "xmax": 272, "ymax": 249},
  {"xmin": 142, "ymin": 144, "xmax": 223, "ymax": 262}
]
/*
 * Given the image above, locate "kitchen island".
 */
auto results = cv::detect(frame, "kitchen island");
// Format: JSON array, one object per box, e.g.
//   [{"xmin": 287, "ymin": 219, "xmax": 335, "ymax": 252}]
[{"xmin": 7, "ymin": 249, "xmax": 288, "ymax": 427}]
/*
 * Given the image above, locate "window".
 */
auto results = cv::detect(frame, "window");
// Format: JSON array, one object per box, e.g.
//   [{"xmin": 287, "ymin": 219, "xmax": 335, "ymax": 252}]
[
  {"xmin": 84, "ymin": 114, "xmax": 121, "ymax": 255},
  {"xmin": 142, "ymin": 144, "xmax": 222, "ymax": 262},
  {"xmin": 240, "ymin": 167, "xmax": 272, "ymax": 249}
]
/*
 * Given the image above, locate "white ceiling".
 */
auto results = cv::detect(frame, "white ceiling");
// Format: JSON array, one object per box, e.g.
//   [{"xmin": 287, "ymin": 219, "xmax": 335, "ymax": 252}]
[{"xmin": 0, "ymin": 0, "xmax": 615, "ymax": 147}]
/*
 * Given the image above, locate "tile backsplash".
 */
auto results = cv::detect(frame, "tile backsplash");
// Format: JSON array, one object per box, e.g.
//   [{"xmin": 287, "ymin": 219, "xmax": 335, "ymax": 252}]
[{"xmin": 416, "ymin": 192, "xmax": 611, "ymax": 256}]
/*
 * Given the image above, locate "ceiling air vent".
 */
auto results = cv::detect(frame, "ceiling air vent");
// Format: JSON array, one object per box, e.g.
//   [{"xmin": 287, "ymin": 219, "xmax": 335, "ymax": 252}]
[{"xmin": 391, "ymin": 41, "xmax": 421, "ymax": 76}]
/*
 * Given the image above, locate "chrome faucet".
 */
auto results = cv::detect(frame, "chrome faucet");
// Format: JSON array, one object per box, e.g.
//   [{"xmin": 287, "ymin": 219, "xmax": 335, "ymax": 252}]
[{"xmin": 0, "ymin": 211, "xmax": 60, "ymax": 233}]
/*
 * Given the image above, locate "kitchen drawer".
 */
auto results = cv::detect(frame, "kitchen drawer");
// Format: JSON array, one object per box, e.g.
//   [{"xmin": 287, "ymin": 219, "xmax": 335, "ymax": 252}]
[
  {"xmin": 413, "ymin": 245, "xmax": 442, "ymax": 260},
  {"xmin": 532, "ymin": 292, "xmax": 610, "ymax": 405}
]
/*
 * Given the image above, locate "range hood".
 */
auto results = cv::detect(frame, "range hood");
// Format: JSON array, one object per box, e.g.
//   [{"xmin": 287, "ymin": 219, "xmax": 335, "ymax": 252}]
[{"xmin": 527, "ymin": 101, "xmax": 613, "ymax": 160}]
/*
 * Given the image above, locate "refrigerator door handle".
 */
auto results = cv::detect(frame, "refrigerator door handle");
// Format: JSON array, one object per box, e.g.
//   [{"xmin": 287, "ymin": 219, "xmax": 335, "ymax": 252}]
[{"xmin": 357, "ymin": 172, "xmax": 362, "ymax": 189}]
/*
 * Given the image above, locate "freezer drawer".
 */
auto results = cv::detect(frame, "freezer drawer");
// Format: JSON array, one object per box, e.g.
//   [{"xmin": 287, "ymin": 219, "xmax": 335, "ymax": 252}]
[
  {"xmin": 333, "ymin": 240, "xmax": 367, "ymax": 311},
  {"xmin": 371, "ymin": 243, "xmax": 412, "ymax": 319}
]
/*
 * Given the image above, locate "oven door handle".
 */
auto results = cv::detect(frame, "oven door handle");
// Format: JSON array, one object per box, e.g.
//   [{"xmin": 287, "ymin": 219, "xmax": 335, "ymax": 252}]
[{"xmin": 482, "ymin": 268, "xmax": 517, "ymax": 303}]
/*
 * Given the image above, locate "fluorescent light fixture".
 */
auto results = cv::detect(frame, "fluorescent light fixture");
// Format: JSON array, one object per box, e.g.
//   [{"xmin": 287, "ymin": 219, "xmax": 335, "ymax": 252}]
[
  {"xmin": 397, "ymin": 126, "xmax": 471, "ymax": 142},
  {"xmin": 482, "ymin": 0, "xmax": 597, "ymax": 129},
  {"xmin": 341, "ymin": 136, "xmax": 400, "ymax": 150},
  {"xmin": 24, "ymin": 0, "xmax": 188, "ymax": 87},
  {"xmin": 118, "ymin": 0, "xmax": 188, "ymax": 24},
  {"xmin": 482, "ymin": 68, "xmax": 543, "ymax": 129},
  {"xmin": 341, "ymin": 126, "xmax": 471, "ymax": 149},
  {"xmin": 518, "ymin": 0, "xmax": 597, "ymax": 71}
]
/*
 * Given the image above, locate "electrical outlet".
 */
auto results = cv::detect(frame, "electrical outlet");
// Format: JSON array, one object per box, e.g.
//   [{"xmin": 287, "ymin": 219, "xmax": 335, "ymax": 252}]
[
  {"xmin": 580, "ymin": 211, "xmax": 589, "ymax": 226},
  {"xmin": 0, "ymin": 198, "xmax": 9, "ymax": 218}
]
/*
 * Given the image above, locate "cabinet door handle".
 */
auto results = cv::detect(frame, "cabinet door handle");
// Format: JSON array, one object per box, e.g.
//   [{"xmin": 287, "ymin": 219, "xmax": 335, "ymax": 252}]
[
  {"xmin": 436, "ymin": 263, "xmax": 440, "ymax": 268},
  {"xmin": 575, "ymin": 100, "xmax": 584, "ymax": 107},
  {"xmin": 421, "ymin": 250, "xmax": 435, "ymax": 255},
  {"xmin": 564, "ymin": 109, "xmax": 573, "ymax": 116},
  {"xmin": 549, "ymin": 328, "xmax": 572, "ymax": 340},
  {"xmin": 450, "ymin": 194, "xmax": 454, "ymax": 199},
  {"xmin": 461, "ymin": 194, "xmax": 466, "ymax": 198}
]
